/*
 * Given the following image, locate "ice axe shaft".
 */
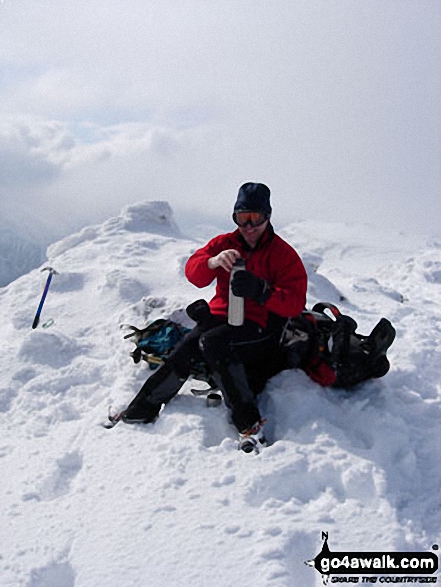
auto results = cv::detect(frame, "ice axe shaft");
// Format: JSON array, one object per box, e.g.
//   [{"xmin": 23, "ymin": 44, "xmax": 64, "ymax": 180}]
[{"xmin": 32, "ymin": 267, "xmax": 58, "ymax": 329}]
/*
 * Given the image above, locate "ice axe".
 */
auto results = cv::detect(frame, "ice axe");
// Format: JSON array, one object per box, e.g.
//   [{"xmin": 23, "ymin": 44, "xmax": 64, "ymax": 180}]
[{"xmin": 32, "ymin": 267, "xmax": 58, "ymax": 329}]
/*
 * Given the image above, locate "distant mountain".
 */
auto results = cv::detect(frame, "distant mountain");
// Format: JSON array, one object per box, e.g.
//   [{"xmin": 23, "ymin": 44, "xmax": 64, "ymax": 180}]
[
  {"xmin": 0, "ymin": 205, "xmax": 48, "ymax": 286},
  {"xmin": 0, "ymin": 201, "xmax": 79, "ymax": 287}
]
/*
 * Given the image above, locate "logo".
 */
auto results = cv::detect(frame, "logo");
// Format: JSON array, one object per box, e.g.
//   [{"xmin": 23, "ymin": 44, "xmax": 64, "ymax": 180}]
[{"xmin": 305, "ymin": 532, "xmax": 439, "ymax": 584}]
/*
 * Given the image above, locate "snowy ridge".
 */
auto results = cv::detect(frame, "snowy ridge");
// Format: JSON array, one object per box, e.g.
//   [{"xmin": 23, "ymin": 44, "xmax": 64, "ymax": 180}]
[{"xmin": 0, "ymin": 202, "xmax": 440, "ymax": 587}]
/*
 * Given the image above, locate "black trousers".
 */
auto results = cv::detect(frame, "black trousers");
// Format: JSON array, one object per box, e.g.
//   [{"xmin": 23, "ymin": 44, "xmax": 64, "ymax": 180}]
[{"xmin": 136, "ymin": 318, "xmax": 284, "ymax": 432}]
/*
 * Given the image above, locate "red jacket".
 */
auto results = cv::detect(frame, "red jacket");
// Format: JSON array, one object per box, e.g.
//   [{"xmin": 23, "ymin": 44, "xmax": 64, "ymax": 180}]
[{"xmin": 185, "ymin": 225, "xmax": 307, "ymax": 329}]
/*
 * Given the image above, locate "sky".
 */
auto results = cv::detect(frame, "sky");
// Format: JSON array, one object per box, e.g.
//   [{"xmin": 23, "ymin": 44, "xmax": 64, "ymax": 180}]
[{"xmin": 0, "ymin": 0, "xmax": 440, "ymax": 240}]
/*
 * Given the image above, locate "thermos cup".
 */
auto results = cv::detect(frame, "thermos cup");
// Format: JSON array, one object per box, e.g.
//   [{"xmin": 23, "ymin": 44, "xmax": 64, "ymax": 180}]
[{"xmin": 228, "ymin": 258, "xmax": 245, "ymax": 326}]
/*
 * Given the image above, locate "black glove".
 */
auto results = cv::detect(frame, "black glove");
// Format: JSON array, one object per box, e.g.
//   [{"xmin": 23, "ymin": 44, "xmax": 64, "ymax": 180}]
[
  {"xmin": 186, "ymin": 299, "xmax": 216, "ymax": 331},
  {"xmin": 231, "ymin": 270, "xmax": 271, "ymax": 303}
]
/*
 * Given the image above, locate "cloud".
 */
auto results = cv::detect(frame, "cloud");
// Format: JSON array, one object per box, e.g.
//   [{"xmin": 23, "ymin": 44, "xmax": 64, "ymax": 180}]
[
  {"xmin": 0, "ymin": 122, "xmax": 70, "ymax": 187},
  {"xmin": 0, "ymin": 0, "xmax": 440, "ymax": 237}
]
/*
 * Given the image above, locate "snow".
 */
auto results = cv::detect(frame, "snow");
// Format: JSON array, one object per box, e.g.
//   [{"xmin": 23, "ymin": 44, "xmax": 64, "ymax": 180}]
[{"xmin": 0, "ymin": 201, "xmax": 440, "ymax": 587}]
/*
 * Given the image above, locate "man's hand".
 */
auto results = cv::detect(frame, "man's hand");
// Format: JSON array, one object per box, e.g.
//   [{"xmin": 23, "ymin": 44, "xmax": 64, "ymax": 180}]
[
  {"xmin": 231, "ymin": 270, "xmax": 271, "ymax": 303},
  {"xmin": 207, "ymin": 249, "xmax": 241, "ymax": 272}
]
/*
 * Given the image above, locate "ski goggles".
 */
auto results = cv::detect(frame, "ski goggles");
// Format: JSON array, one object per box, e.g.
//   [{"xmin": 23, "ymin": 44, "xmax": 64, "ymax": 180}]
[{"xmin": 233, "ymin": 211, "xmax": 269, "ymax": 227}]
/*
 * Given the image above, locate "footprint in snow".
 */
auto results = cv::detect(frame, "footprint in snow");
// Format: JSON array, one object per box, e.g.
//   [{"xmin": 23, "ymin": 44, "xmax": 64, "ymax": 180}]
[
  {"xmin": 27, "ymin": 557, "xmax": 75, "ymax": 587},
  {"xmin": 50, "ymin": 271, "xmax": 85, "ymax": 293},
  {"xmin": 19, "ymin": 331, "xmax": 88, "ymax": 369},
  {"xmin": 0, "ymin": 386, "xmax": 19, "ymax": 412},
  {"xmin": 244, "ymin": 459, "xmax": 345, "ymax": 507},
  {"xmin": 23, "ymin": 451, "xmax": 83, "ymax": 502}
]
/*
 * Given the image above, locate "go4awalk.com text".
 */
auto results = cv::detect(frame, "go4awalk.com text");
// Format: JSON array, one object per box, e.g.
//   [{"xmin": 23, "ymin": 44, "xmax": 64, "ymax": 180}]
[
  {"xmin": 329, "ymin": 576, "xmax": 437, "ymax": 583},
  {"xmin": 305, "ymin": 533, "xmax": 439, "ymax": 583}
]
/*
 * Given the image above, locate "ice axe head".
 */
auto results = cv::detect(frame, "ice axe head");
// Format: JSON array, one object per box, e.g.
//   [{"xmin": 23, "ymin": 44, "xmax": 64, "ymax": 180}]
[{"xmin": 42, "ymin": 267, "xmax": 59, "ymax": 276}]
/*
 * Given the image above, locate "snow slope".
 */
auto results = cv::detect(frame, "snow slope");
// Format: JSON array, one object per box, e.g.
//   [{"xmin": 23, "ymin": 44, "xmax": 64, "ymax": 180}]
[{"xmin": 0, "ymin": 201, "xmax": 439, "ymax": 587}]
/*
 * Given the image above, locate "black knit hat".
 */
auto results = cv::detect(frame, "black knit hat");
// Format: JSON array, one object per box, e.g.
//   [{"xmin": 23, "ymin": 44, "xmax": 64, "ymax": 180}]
[{"xmin": 233, "ymin": 183, "xmax": 272, "ymax": 215}]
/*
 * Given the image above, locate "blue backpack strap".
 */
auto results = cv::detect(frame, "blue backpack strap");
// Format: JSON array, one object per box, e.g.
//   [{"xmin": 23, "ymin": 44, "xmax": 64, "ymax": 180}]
[
  {"xmin": 137, "ymin": 321, "xmax": 190, "ymax": 354},
  {"xmin": 123, "ymin": 318, "xmax": 191, "ymax": 368}
]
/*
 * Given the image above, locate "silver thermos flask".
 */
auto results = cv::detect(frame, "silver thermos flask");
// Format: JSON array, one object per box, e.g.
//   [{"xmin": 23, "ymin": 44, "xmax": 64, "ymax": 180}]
[{"xmin": 228, "ymin": 258, "xmax": 245, "ymax": 326}]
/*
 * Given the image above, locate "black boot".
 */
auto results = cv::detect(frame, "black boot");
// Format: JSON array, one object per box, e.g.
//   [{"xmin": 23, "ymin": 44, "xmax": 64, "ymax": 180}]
[
  {"xmin": 368, "ymin": 318, "xmax": 396, "ymax": 356},
  {"xmin": 122, "ymin": 364, "xmax": 186, "ymax": 424},
  {"xmin": 211, "ymin": 360, "xmax": 261, "ymax": 433}
]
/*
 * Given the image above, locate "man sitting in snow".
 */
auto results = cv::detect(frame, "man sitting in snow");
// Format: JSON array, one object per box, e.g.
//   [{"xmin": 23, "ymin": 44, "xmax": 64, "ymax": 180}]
[{"xmin": 120, "ymin": 182, "xmax": 308, "ymax": 452}]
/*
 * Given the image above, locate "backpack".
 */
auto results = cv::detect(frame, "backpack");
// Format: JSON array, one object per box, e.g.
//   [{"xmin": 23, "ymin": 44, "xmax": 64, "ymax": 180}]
[
  {"xmin": 122, "ymin": 319, "xmax": 191, "ymax": 369},
  {"xmin": 280, "ymin": 302, "xmax": 396, "ymax": 389},
  {"xmin": 122, "ymin": 316, "xmax": 218, "ymax": 389}
]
